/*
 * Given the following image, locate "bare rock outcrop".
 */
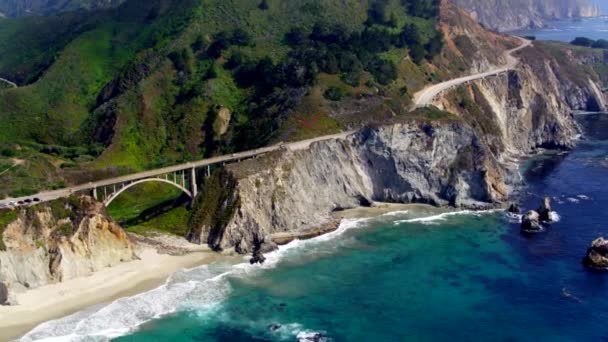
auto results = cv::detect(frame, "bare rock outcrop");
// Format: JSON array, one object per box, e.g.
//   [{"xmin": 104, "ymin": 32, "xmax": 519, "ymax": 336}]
[
  {"xmin": 583, "ymin": 237, "xmax": 608, "ymax": 269},
  {"xmin": 537, "ymin": 196, "xmax": 552, "ymax": 222},
  {"xmin": 0, "ymin": 196, "xmax": 135, "ymax": 294},
  {"xmin": 188, "ymin": 121, "xmax": 509, "ymax": 253},
  {"xmin": 521, "ymin": 210, "xmax": 542, "ymax": 233}
]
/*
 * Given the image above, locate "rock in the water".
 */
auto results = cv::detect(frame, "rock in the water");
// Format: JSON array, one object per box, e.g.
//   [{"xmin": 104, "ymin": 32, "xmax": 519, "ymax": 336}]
[
  {"xmin": 507, "ymin": 203, "xmax": 521, "ymax": 214},
  {"xmin": 267, "ymin": 323, "xmax": 281, "ymax": 332},
  {"xmin": 298, "ymin": 332, "xmax": 329, "ymax": 342},
  {"xmin": 521, "ymin": 210, "xmax": 542, "ymax": 233},
  {"xmin": 583, "ymin": 237, "xmax": 608, "ymax": 269},
  {"xmin": 249, "ymin": 249, "xmax": 266, "ymax": 264},
  {"xmin": 0, "ymin": 282, "xmax": 8, "ymax": 305},
  {"xmin": 537, "ymin": 196, "xmax": 552, "ymax": 222}
]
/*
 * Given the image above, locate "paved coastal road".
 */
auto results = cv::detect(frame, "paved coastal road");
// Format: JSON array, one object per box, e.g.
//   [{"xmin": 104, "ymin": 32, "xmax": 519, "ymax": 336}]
[
  {"xmin": 0, "ymin": 131, "xmax": 355, "ymax": 205},
  {"xmin": 0, "ymin": 77, "xmax": 17, "ymax": 88},
  {"xmin": 412, "ymin": 37, "xmax": 532, "ymax": 108},
  {"xmin": 1, "ymin": 37, "xmax": 532, "ymax": 206}
]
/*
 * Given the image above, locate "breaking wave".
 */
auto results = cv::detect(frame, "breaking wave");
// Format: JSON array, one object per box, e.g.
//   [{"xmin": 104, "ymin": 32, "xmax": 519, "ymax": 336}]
[{"xmin": 22, "ymin": 209, "xmax": 494, "ymax": 341}]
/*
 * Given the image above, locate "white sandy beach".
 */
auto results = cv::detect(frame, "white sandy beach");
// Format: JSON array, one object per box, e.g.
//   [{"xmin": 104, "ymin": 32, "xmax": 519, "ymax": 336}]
[{"xmin": 0, "ymin": 248, "xmax": 223, "ymax": 341}]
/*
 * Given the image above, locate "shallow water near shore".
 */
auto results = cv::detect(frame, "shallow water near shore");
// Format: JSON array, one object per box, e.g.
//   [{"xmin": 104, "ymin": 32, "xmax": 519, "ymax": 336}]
[{"xmin": 22, "ymin": 114, "xmax": 608, "ymax": 341}]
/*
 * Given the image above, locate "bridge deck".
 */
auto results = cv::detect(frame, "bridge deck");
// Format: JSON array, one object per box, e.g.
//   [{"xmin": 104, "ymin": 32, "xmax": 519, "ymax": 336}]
[{"xmin": 1, "ymin": 131, "xmax": 354, "ymax": 206}]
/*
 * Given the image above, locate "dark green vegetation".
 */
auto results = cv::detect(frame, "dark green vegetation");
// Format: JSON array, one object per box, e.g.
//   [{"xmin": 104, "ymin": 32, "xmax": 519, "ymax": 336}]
[
  {"xmin": 0, "ymin": 0, "xmax": 458, "ymax": 240},
  {"xmin": 107, "ymin": 182, "xmax": 189, "ymax": 236},
  {"xmin": 187, "ymin": 171, "xmax": 239, "ymax": 249},
  {"xmin": 0, "ymin": 208, "xmax": 17, "ymax": 250},
  {"xmin": 571, "ymin": 37, "xmax": 608, "ymax": 49},
  {"xmin": 0, "ymin": 0, "xmax": 444, "ymax": 182},
  {"xmin": 0, "ymin": 0, "xmax": 124, "ymax": 17}
]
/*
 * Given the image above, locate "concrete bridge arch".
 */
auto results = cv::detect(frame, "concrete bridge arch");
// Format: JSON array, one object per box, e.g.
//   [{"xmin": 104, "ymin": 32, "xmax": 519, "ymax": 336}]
[{"xmin": 103, "ymin": 178, "xmax": 192, "ymax": 207}]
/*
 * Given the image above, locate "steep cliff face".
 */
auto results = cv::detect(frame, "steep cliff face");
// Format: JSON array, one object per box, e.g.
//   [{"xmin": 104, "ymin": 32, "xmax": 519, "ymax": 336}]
[
  {"xmin": 0, "ymin": 196, "xmax": 134, "ymax": 301},
  {"xmin": 435, "ymin": 42, "xmax": 606, "ymax": 155},
  {"xmin": 188, "ymin": 120, "xmax": 509, "ymax": 253},
  {"xmin": 453, "ymin": 0, "xmax": 601, "ymax": 31},
  {"xmin": 187, "ymin": 40, "xmax": 608, "ymax": 254}
]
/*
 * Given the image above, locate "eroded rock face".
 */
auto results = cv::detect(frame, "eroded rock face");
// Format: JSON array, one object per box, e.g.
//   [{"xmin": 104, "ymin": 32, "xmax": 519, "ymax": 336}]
[
  {"xmin": 0, "ymin": 196, "xmax": 135, "ymax": 291},
  {"xmin": 537, "ymin": 196, "xmax": 552, "ymax": 222},
  {"xmin": 0, "ymin": 282, "xmax": 7, "ymax": 305},
  {"xmin": 188, "ymin": 122, "xmax": 510, "ymax": 253},
  {"xmin": 583, "ymin": 237, "xmax": 608, "ymax": 269},
  {"xmin": 521, "ymin": 210, "xmax": 542, "ymax": 233},
  {"xmin": 508, "ymin": 203, "xmax": 521, "ymax": 214}
]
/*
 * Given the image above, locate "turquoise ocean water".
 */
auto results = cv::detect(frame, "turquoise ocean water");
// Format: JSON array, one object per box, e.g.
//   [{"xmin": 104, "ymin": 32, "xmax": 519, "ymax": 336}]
[{"xmin": 22, "ymin": 113, "xmax": 608, "ymax": 341}]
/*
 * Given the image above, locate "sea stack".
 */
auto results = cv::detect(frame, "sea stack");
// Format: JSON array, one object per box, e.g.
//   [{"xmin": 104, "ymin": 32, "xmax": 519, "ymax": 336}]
[
  {"xmin": 537, "ymin": 196, "xmax": 552, "ymax": 222},
  {"xmin": 507, "ymin": 203, "xmax": 521, "ymax": 214},
  {"xmin": 583, "ymin": 237, "xmax": 608, "ymax": 269},
  {"xmin": 521, "ymin": 210, "xmax": 542, "ymax": 233}
]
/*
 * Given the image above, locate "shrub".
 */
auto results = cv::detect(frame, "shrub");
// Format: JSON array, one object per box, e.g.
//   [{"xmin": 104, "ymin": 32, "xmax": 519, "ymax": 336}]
[
  {"xmin": 571, "ymin": 37, "xmax": 595, "ymax": 47},
  {"xmin": 324, "ymin": 87, "xmax": 345, "ymax": 101}
]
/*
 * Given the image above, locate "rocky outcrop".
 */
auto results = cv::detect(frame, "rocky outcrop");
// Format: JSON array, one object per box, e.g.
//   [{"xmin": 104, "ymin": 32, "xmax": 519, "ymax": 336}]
[
  {"xmin": 521, "ymin": 210, "xmax": 542, "ymax": 233},
  {"xmin": 453, "ymin": 0, "xmax": 601, "ymax": 31},
  {"xmin": 0, "ymin": 282, "xmax": 7, "ymax": 305},
  {"xmin": 188, "ymin": 121, "xmax": 510, "ymax": 253},
  {"xmin": 0, "ymin": 196, "xmax": 135, "ymax": 302},
  {"xmin": 436, "ymin": 42, "xmax": 606, "ymax": 158},
  {"xmin": 537, "ymin": 196, "xmax": 552, "ymax": 222},
  {"xmin": 583, "ymin": 237, "xmax": 608, "ymax": 269}
]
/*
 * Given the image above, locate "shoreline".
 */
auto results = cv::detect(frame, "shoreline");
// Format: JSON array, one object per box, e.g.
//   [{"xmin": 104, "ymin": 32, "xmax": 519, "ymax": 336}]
[{"xmin": 0, "ymin": 248, "xmax": 225, "ymax": 341}]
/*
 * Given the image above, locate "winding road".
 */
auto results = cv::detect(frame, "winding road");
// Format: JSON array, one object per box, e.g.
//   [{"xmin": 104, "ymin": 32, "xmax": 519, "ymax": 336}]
[
  {"xmin": 412, "ymin": 37, "xmax": 532, "ymax": 108},
  {"xmin": 0, "ymin": 77, "xmax": 17, "ymax": 88},
  {"xmin": 1, "ymin": 37, "xmax": 532, "ymax": 206}
]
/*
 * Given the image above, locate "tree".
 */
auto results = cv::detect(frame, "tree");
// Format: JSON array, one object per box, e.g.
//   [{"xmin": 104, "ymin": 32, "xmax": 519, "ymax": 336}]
[
  {"xmin": 258, "ymin": 0, "xmax": 269, "ymax": 11},
  {"xmin": 571, "ymin": 37, "xmax": 595, "ymax": 47},
  {"xmin": 591, "ymin": 39, "xmax": 608, "ymax": 49},
  {"xmin": 425, "ymin": 32, "xmax": 444, "ymax": 60},
  {"xmin": 409, "ymin": 44, "xmax": 426, "ymax": 64}
]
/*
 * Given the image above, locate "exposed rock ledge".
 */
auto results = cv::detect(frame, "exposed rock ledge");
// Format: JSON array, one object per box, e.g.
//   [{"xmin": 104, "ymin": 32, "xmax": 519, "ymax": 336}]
[
  {"xmin": 0, "ymin": 196, "xmax": 135, "ymax": 303},
  {"xmin": 187, "ymin": 121, "xmax": 510, "ymax": 253}
]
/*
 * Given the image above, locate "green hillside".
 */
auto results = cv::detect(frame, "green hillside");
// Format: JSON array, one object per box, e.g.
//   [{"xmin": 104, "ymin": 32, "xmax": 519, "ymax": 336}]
[{"xmin": 0, "ymin": 0, "xmax": 448, "ymax": 197}]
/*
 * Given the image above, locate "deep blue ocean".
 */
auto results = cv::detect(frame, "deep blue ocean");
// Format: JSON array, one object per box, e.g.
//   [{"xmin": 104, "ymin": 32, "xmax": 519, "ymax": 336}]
[
  {"xmin": 21, "ymin": 113, "xmax": 608, "ymax": 341},
  {"xmin": 512, "ymin": 15, "xmax": 608, "ymax": 42}
]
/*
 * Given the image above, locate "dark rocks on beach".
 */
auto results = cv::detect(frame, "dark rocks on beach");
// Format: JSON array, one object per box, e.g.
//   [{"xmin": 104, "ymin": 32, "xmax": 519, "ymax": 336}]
[
  {"xmin": 507, "ymin": 203, "xmax": 521, "ymax": 214},
  {"xmin": 249, "ymin": 249, "xmax": 266, "ymax": 264},
  {"xmin": 537, "ymin": 196, "xmax": 552, "ymax": 222},
  {"xmin": 0, "ymin": 282, "xmax": 8, "ymax": 305},
  {"xmin": 583, "ymin": 237, "xmax": 608, "ymax": 269},
  {"xmin": 521, "ymin": 210, "xmax": 542, "ymax": 233}
]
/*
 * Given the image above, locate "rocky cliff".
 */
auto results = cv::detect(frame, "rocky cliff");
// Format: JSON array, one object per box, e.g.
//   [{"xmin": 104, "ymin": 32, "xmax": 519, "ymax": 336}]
[
  {"xmin": 435, "ymin": 42, "xmax": 606, "ymax": 156},
  {"xmin": 453, "ymin": 0, "xmax": 601, "ymax": 31},
  {"xmin": 187, "ymin": 41, "xmax": 608, "ymax": 255},
  {"xmin": 0, "ymin": 196, "xmax": 134, "ymax": 303},
  {"xmin": 187, "ymin": 119, "xmax": 509, "ymax": 253}
]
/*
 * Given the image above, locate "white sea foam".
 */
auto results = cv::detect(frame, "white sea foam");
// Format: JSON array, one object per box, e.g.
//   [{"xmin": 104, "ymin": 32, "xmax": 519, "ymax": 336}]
[
  {"xmin": 566, "ymin": 197, "xmax": 580, "ymax": 203},
  {"xmin": 21, "ymin": 265, "xmax": 234, "ymax": 341},
  {"xmin": 549, "ymin": 211, "xmax": 561, "ymax": 222},
  {"xmin": 577, "ymin": 195, "xmax": 591, "ymax": 200},
  {"xmin": 21, "ymin": 218, "xmax": 369, "ymax": 341},
  {"xmin": 380, "ymin": 210, "xmax": 409, "ymax": 217},
  {"xmin": 393, "ymin": 209, "xmax": 499, "ymax": 225},
  {"xmin": 21, "ymin": 208, "xmax": 495, "ymax": 341}
]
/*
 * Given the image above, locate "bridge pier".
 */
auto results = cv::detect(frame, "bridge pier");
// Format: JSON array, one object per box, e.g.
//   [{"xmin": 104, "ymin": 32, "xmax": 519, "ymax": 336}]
[
  {"xmin": 191, "ymin": 167, "xmax": 198, "ymax": 198},
  {"xmin": 93, "ymin": 187, "xmax": 98, "ymax": 200}
]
